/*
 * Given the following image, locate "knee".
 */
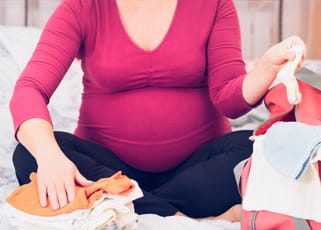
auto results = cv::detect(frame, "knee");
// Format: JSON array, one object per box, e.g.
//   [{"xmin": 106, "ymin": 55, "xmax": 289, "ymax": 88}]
[
  {"xmin": 12, "ymin": 143, "xmax": 32, "ymax": 166},
  {"xmin": 232, "ymin": 130, "xmax": 253, "ymax": 155},
  {"xmin": 53, "ymin": 131, "xmax": 79, "ymax": 148},
  {"xmin": 53, "ymin": 131, "xmax": 73, "ymax": 143},
  {"xmin": 12, "ymin": 143, "xmax": 37, "ymax": 185}
]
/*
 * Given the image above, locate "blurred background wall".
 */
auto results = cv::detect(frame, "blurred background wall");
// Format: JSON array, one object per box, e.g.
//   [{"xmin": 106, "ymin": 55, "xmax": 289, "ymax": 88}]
[
  {"xmin": 0, "ymin": 0, "xmax": 320, "ymax": 59},
  {"xmin": 235, "ymin": 0, "xmax": 321, "ymax": 60}
]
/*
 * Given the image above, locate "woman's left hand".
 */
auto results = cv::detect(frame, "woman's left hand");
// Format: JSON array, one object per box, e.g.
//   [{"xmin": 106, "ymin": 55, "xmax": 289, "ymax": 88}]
[
  {"xmin": 242, "ymin": 36, "xmax": 306, "ymax": 106},
  {"xmin": 261, "ymin": 36, "xmax": 306, "ymax": 73}
]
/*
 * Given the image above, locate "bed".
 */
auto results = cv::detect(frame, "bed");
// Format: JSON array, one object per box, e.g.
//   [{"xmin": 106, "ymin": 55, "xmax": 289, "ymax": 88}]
[{"xmin": 0, "ymin": 25, "xmax": 320, "ymax": 229}]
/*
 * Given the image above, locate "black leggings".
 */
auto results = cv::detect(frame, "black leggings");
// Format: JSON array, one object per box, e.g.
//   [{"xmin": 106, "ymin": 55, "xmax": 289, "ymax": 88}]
[{"xmin": 12, "ymin": 130, "xmax": 253, "ymax": 218}]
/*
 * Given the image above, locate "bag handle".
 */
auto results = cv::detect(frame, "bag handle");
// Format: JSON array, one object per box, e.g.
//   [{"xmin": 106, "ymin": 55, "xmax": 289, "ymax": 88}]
[
  {"xmin": 292, "ymin": 217, "xmax": 311, "ymax": 230},
  {"xmin": 249, "ymin": 212, "xmax": 311, "ymax": 230}
]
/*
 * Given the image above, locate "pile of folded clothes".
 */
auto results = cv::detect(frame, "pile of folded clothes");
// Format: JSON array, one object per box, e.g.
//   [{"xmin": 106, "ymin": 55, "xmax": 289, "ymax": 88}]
[{"xmin": 4, "ymin": 171, "xmax": 143, "ymax": 230}]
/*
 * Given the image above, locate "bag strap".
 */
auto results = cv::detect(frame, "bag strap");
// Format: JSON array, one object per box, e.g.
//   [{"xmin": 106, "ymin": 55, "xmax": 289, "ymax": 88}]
[
  {"xmin": 291, "ymin": 217, "xmax": 311, "ymax": 230},
  {"xmin": 249, "ymin": 212, "xmax": 311, "ymax": 230},
  {"xmin": 250, "ymin": 211, "xmax": 257, "ymax": 230}
]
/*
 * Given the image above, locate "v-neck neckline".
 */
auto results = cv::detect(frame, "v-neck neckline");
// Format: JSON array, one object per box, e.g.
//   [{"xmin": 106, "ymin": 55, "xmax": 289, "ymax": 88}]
[{"xmin": 113, "ymin": 0, "xmax": 180, "ymax": 54}]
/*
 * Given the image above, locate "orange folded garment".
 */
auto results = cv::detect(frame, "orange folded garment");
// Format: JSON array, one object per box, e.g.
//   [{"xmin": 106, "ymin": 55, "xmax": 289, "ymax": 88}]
[{"xmin": 7, "ymin": 171, "xmax": 135, "ymax": 217}]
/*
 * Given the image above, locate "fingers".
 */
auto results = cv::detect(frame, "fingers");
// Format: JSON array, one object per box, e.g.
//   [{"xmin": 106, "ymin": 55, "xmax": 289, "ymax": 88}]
[
  {"xmin": 46, "ymin": 184, "xmax": 60, "ymax": 210},
  {"xmin": 37, "ymin": 174, "xmax": 76, "ymax": 210},
  {"xmin": 56, "ymin": 182, "xmax": 68, "ymax": 208},
  {"xmin": 35, "ymin": 159, "xmax": 91, "ymax": 211},
  {"xmin": 65, "ymin": 176, "xmax": 76, "ymax": 203},
  {"xmin": 284, "ymin": 36, "xmax": 305, "ymax": 49},
  {"xmin": 38, "ymin": 182, "xmax": 68, "ymax": 210},
  {"xmin": 284, "ymin": 36, "xmax": 306, "ymax": 60},
  {"xmin": 37, "ymin": 181, "xmax": 48, "ymax": 208},
  {"xmin": 262, "ymin": 36, "xmax": 305, "ymax": 68},
  {"xmin": 283, "ymin": 49, "xmax": 296, "ymax": 61},
  {"xmin": 75, "ymin": 170, "xmax": 94, "ymax": 187}
]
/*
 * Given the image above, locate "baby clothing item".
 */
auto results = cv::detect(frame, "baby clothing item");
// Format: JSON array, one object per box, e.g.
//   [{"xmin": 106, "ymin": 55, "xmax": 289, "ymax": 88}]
[
  {"xmin": 5, "ymin": 171, "xmax": 143, "ymax": 229},
  {"xmin": 262, "ymin": 122, "xmax": 321, "ymax": 179},
  {"xmin": 4, "ymin": 199, "xmax": 137, "ymax": 230},
  {"xmin": 243, "ymin": 122, "xmax": 321, "ymax": 222},
  {"xmin": 274, "ymin": 45, "xmax": 304, "ymax": 104}
]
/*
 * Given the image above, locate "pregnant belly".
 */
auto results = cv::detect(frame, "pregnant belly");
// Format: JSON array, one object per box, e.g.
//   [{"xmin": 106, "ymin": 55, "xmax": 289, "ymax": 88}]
[{"xmin": 75, "ymin": 87, "xmax": 230, "ymax": 172}]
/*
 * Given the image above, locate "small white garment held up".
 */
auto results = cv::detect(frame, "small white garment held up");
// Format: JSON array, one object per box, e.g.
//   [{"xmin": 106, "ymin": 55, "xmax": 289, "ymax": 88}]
[{"xmin": 273, "ymin": 45, "xmax": 304, "ymax": 104}]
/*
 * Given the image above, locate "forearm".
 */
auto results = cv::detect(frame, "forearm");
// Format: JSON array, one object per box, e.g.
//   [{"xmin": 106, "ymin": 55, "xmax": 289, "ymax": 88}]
[
  {"xmin": 16, "ymin": 118, "xmax": 64, "ymax": 164},
  {"xmin": 242, "ymin": 57, "xmax": 278, "ymax": 106}
]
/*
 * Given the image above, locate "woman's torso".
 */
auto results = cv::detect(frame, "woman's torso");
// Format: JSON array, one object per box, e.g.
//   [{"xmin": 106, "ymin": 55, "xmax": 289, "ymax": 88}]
[{"xmin": 74, "ymin": 0, "xmax": 231, "ymax": 172}]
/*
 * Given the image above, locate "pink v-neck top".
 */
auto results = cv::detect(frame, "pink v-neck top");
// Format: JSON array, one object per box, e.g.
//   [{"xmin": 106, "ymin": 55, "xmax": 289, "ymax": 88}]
[{"xmin": 10, "ymin": 0, "xmax": 253, "ymax": 172}]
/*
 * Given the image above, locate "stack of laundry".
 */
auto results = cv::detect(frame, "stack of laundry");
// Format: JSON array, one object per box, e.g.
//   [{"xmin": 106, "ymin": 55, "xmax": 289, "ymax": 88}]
[
  {"xmin": 242, "ymin": 122, "xmax": 321, "ymax": 222},
  {"xmin": 4, "ymin": 171, "xmax": 143, "ymax": 230}
]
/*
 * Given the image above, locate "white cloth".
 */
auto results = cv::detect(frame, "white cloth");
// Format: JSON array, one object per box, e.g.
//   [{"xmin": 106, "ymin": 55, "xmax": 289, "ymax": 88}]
[
  {"xmin": 273, "ymin": 45, "xmax": 304, "ymax": 104},
  {"xmin": 138, "ymin": 214, "xmax": 240, "ymax": 230},
  {"xmin": 243, "ymin": 135, "xmax": 321, "ymax": 222}
]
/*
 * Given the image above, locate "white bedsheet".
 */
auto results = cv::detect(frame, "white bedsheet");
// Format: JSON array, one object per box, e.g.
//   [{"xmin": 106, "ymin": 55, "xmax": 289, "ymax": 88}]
[{"xmin": 0, "ymin": 25, "xmax": 275, "ymax": 230}]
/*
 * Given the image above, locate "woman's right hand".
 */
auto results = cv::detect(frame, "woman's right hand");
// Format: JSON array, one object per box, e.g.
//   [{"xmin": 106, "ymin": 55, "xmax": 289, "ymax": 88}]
[
  {"xmin": 36, "ymin": 152, "xmax": 93, "ymax": 210},
  {"xmin": 16, "ymin": 118, "xmax": 93, "ymax": 210}
]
